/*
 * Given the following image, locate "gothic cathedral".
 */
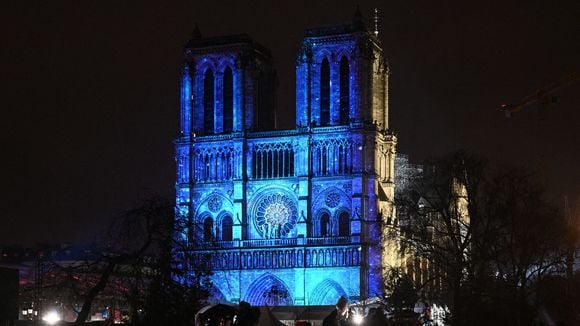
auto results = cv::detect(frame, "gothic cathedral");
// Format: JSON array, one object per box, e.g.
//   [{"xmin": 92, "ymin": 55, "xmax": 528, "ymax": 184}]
[{"xmin": 174, "ymin": 13, "xmax": 398, "ymax": 306}]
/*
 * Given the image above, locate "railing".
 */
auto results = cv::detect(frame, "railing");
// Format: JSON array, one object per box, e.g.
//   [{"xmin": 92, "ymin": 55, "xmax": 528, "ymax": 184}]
[
  {"xmin": 242, "ymin": 238, "xmax": 298, "ymax": 248},
  {"xmin": 191, "ymin": 236, "xmax": 355, "ymax": 250},
  {"xmin": 190, "ymin": 244, "xmax": 363, "ymax": 270},
  {"xmin": 199, "ymin": 240, "xmax": 238, "ymax": 249},
  {"xmin": 311, "ymin": 125, "xmax": 350, "ymax": 133},
  {"xmin": 193, "ymin": 132, "xmax": 243, "ymax": 142},
  {"xmin": 306, "ymin": 236, "xmax": 351, "ymax": 245},
  {"xmin": 248, "ymin": 129, "xmax": 299, "ymax": 138}
]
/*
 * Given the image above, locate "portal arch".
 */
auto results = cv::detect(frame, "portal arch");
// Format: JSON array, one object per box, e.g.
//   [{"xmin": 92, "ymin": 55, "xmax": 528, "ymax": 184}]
[
  {"xmin": 309, "ymin": 279, "xmax": 348, "ymax": 306},
  {"xmin": 244, "ymin": 273, "xmax": 293, "ymax": 306}
]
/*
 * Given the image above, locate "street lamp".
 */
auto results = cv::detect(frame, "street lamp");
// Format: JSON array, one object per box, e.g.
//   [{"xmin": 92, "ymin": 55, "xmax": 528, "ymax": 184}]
[{"xmin": 42, "ymin": 310, "xmax": 61, "ymax": 325}]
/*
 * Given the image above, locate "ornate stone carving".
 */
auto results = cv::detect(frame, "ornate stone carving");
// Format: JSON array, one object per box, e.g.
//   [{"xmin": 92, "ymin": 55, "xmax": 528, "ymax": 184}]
[
  {"xmin": 325, "ymin": 192, "xmax": 341, "ymax": 208},
  {"xmin": 208, "ymin": 195, "xmax": 222, "ymax": 213},
  {"xmin": 342, "ymin": 183, "xmax": 352, "ymax": 194},
  {"xmin": 254, "ymin": 193, "xmax": 298, "ymax": 239},
  {"xmin": 312, "ymin": 184, "xmax": 322, "ymax": 196}
]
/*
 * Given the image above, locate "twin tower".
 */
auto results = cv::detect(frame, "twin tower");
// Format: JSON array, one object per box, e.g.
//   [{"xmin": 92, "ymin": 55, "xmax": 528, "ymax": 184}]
[{"xmin": 174, "ymin": 13, "xmax": 399, "ymax": 306}]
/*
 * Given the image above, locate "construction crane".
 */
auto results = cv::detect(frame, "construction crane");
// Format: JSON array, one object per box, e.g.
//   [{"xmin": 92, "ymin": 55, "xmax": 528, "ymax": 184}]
[{"xmin": 501, "ymin": 71, "xmax": 580, "ymax": 118}]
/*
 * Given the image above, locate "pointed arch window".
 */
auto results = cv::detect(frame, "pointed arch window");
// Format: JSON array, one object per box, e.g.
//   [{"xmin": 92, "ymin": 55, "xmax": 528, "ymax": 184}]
[
  {"xmin": 339, "ymin": 56, "xmax": 350, "ymax": 124},
  {"xmin": 338, "ymin": 212, "xmax": 350, "ymax": 237},
  {"xmin": 320, "ymin": 213, "xmax": 330, "ymax": 237},
  {"xmin": 203, "ymin": 69, "xmax": 214, "ymax": 134},
  {"xmin": 221, "ymin": 215, "xmax": 233, "ymax": 241},
  {"xmin": 223, "ymin": 67, "xmax": 233, "ymax": 133},
  {"xmin": 320, "ymin": 58, "xmax": 330, "ymax": 126},
  {"xmin": 203, "ymin": 216, "xmax": 214, "ymax": 242},
  {"xmin": 321, "ymin": 146, "xmax": 328, "ymax": 175}
]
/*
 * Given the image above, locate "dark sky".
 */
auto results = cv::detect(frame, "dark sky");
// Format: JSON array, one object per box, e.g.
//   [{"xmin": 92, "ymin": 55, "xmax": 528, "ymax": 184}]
[{"xmin": 1, "ymin": 1, "xmax": 578, "ymax": 246}]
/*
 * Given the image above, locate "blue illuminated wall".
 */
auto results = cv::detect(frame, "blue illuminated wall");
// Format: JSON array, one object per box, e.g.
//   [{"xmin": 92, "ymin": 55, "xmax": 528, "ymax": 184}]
[{"xmin": 174, "ymin": 17, "xmax": 397, "ymax": 306}]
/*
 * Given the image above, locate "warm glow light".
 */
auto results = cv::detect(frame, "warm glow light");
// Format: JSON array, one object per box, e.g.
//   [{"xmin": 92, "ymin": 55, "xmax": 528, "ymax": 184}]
[
  {"xmin": 353, "ymin": 313, "xmax": 363, "ymax": 325},
  {"xmin": 42, "ymin": 310, "xmax": 61, "ymax": 325}
]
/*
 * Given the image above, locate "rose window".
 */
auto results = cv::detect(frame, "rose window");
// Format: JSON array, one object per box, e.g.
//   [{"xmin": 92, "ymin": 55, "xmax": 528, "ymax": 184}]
[
  {"xmin": 208, "ymin": 195, "xmax": 222, "ymax": 213},
  {"xmin": 255, "ymin": 193, "xmax": 297, "ymax": 238},
  {"xmin": 325, "ymin": 192, "xmax": 341, "ymax": 208},
  {"xmin": 264, "ymin": 203, "xmax": 290, "ymax": 225}
]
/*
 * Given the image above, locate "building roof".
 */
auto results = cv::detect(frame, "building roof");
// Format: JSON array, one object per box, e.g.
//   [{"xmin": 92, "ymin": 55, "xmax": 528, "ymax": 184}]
[
  {"xmin": 304, "ymin": 6, "xmax": 372, "ymax": 38},
  {"xmin": 305, "ymin": 21, "xmax": 368, "ymax": 38},
  {"xmin": 185, "ymin": 33, "xmax": 271, "ymax": 57}
]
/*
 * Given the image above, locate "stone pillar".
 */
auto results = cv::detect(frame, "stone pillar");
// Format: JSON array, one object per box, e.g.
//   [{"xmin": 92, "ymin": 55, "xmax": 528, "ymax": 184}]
[
  {"xmin": 244, "ymin": 69, "xmax": 255, "ymax": 130},
  {"xmin": 194, "ymin": 69, "xmax": 205, "ymax": 134},
  {"xmin": 330, "ymin": 60, "xmax": 341, "ymax": 124},
  {"xmin": 310, "ymin": 62, "xmax": 321, "ymax": 126},
  {"xmin": 180, "ymin": 65, "xmax": 192, "ymax": 135},
  {"xmin": 295, "ymin": 55, "xmax": 310, "ymax": 127},
  {"xmin": 214, "ymin": 71, "xmax": 224, "ymax": 133},
  {"xmin": 233, "ymin": 61, "xmax": 243, "ymax": 131}
]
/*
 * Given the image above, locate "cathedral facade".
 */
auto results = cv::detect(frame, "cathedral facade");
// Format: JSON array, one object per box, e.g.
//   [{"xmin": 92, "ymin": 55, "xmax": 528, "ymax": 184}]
[{"xmin": 174, "ymin": 15, "xmax": 399, "ymax": 306}]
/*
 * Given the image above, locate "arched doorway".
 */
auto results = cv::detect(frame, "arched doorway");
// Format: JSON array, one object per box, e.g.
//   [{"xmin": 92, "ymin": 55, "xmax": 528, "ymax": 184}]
[
  {"xmin": 244, "ymin": 273, "xmax": 293, "ymax": 306},
  {"xmin": 309, "ymin": 279, "xmax": 348, "ymax": 305}
]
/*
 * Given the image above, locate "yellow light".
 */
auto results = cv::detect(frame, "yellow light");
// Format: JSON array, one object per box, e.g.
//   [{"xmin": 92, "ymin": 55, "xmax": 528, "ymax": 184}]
[
  {"xmin": 42, "ymin": 310, "xmax": 61, "ymax": 325},
  {"xmin": 353, "ymin": 313, "xmax": 363, "ymax": 324}
]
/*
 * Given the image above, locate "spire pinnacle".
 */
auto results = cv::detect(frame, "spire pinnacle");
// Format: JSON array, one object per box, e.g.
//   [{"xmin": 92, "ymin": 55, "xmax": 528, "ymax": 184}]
[{"xmin": 373, "ymin": 8, "xmax": 379, "ymax": 36}]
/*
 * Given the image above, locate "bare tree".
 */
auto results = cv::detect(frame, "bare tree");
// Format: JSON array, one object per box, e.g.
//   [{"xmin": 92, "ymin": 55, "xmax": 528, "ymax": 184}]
[
  {"xmin": 139, "ymin": 207, "xmax": 213, "ymax": 326},
  {"xmin": 393, "ymin": 151, "xmax": 485, "ymax": 323},
  {"xmin": 480, "ymin": 168, "xmax": 568, "ymax": 325},
  {"xmin": 383, "ymin": 267, "xmax": 419, "ymax": 315},
  {"xmin": 29, "ymin": 196, "xmax": 211, "ymax": 325},
  {"xmin": 392, "ymin": 151, "xmax": 570, "ymax": 325},
  {"xmin": 70, "ymin": 196, "xmax": 173, "ymax": 325}
]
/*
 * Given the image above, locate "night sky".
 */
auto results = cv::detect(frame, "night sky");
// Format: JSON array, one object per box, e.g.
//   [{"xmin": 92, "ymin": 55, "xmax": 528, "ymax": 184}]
[{"xmin": 2, "ymin": 1, "xmax": 578, "ymax": 246}]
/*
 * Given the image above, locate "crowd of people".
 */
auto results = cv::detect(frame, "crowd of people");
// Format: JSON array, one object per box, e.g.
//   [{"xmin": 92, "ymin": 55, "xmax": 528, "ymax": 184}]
[
  {"xmin": 321, "ymin": 296, "xmax": 435, "ymax": 326},
  {"xmin": 199, "ymin": 297, "xmax": 436, "ymax": 326}
]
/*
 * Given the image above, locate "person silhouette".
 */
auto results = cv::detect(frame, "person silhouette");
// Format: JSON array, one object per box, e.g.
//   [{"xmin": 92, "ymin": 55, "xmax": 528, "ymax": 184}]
[{"xmin": 322, "ymin": 296, "xmax": 348, "ymax": 326}]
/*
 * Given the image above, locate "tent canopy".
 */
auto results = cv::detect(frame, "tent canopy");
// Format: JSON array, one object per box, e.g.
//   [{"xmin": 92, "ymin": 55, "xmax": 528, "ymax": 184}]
[
  {"xmin": 195, "ymin": 303, "xmax": 237, "ymax": 325},
  {"xmin": 257, "ymin": 306, "xmax": 285, "ymax": 326},
  {"xmin": 269, "ymin": 305, "xmax": 334, "ymax": 321}
]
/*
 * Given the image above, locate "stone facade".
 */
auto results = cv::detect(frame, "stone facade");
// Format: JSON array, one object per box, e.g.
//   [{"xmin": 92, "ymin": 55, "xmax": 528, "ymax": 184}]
[{"xmin": 174, "ymin": 16, "xmax": 399, "ymax": 306}]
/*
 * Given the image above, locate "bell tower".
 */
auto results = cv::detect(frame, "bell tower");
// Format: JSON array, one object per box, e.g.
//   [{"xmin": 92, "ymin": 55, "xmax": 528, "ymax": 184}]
[
  {"xmin": 294, "ymin": 9, "xmax": 397, "ymax": 298},
  {"xmin": 175, "ymin": 31, "xmax": 278, "ymax": 252},
  {"xmin": 295, "ymin": 10, "xmax": 390, "ymax": 131},
  {"xmin": 179, "ymin": 32, "xmax": 277, "ymax": 136}
]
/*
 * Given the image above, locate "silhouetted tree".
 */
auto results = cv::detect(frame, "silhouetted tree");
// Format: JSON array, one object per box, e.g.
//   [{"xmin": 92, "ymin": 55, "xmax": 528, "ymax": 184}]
[
  {"xmin": 31, "ymin": 196, "xmax": 212, "ymax": 325},
  {"xmin": 394, "ymin": 151, "xmax": 485, "ymax": 323},
  {"xmin": 71, "ymin": 196, "xmax": 175, "ymax": 325},
  {"xmin": 477, "ymin": 168, "xmax": 569, "ymax": 325},
  {"xmin": 392, "ymin": 151, "xmax": 571, "ymax": 325},
  {"xmin": 384, "ymin": 267, "xmax": 419, "ymax": 314},
  {"xmin": 139, "ymin": 208, "xmax": 212, "ymax": 326}
]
